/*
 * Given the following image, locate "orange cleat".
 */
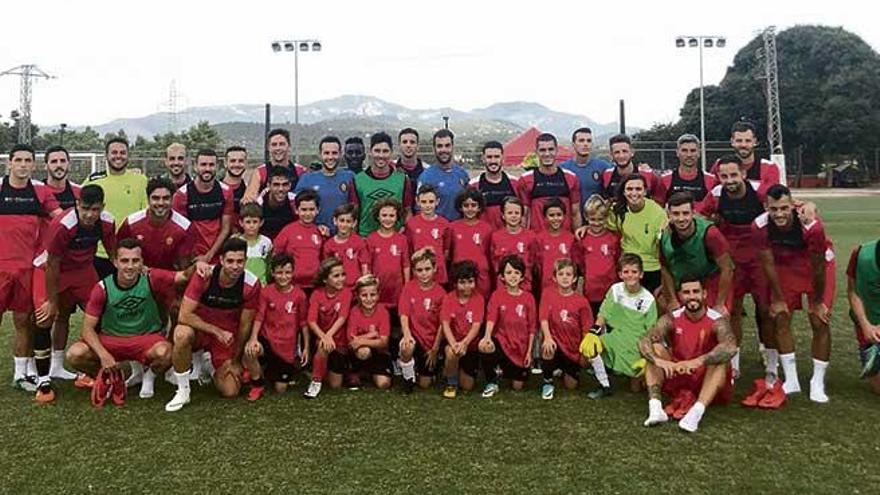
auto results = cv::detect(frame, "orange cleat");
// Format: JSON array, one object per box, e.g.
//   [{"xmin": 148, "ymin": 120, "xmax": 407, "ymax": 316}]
[
  {"xmin": 741, "ymin": 378, "xmax": 769, "ymax": 408},
  {"xmin": 757, "ymin": 380, "xmax": 787, "ymax": 409},
  {"xmin": 664, "ymin": 392, "xmax": 684, "ymax": 416},
  {"xmin": 246, "ymin": 385, "xmax": 265, "ymax": 402},
  {"xmin": 74, "ymin": 373, "xmax": 95, "ymax": 389},
  {"xmin": 35, "ymin": 383, "xmax": 55, "ymax": 404},
  {"xmin": 672, "ymin": 390, "xmax": 697, "ymax": 420}
]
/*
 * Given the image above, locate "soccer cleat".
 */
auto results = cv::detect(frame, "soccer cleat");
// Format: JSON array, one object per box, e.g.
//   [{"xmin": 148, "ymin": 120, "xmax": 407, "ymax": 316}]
[
  {"xmin": 664, "ymin": 393, "xmax": 684, "ymax": 416},
  {"xmin": 125, "ymin": 368, "xmax": 144, "ymax": 388},
  {"xmin": 345, "ymin": 373, "xmax": 361, "ymax": 391},
  {"xmin": 110, "ymin": 369, "xmax": 126, "ymax": 406},
  {"xmin": 541, "ymin": 382, "xmax": 555, "ymax": 400},
  {"xmin": 672, "ymin": 390, "xmax": 696, "ymax": 420},
  {"xmin": 741, "ymin": 379, "xmax": 769, "ymax": 407},
  {"xmin": 91, "ymin": 369, "xmax": 112, "ymax": 408},
  {"xmin": 809, "ymin": 379, "xmax": 829, "ymax": 404},
  {"xmin": 481, "ymin": 382, "xmax": 500, "ymax": 398},
  {"xmin": 587, "ymin": 386, "xmax": 612, "ymax": 400},
  {"xmin": 859, "ymin": 345, "xmax": 880, "ymax": 379},
  {"xmin": 402, "ymin": 378, "xmax": 415, "ymax": 395},
  {"xmin": 303, "ymin": 381, "xmax": 322, "ymax": 399},
  {"xmin": 74, "ymin": 373, "xmax": 95, "ymax": 389},
  {"xmin": 247, "ymin": 385, "xmax": 266, "ymax": 402},
  {"xmin": 531, "ymin": 365, "xmax": 543, "ymax": 375},
  {"xmin": 12, "ymin": 376, "xmax": 38, "ymax": 392},
  {"xmin": 757, "ymin": 380, "xmax": 787, "ymax": 409},
  {"xmin": 165, "ymin": 389, "xmax": 191, "ymax": 412},
  {"xmin": 442, "ymin": 385, "xmax": 457, "ymax": 399},
  {"xmin": 35, "ymin": 382, "xmax": 55, "ymax": 404}
]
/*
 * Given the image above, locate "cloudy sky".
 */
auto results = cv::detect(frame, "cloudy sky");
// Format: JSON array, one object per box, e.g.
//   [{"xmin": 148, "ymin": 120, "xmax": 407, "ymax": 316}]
[{"xmin": 3, "ymin": 0, "xmax": 878, "ymax": 129}]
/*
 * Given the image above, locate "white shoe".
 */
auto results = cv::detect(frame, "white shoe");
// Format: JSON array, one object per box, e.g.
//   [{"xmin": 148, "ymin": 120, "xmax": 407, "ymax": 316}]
[
  {"xmin": 678, "ymin": 416, "xmax": 699, "ymax": 433},
  {"xmin": 139, "ymin": 370, "xmax": 156, "ymax": 399},
  {"xmin": 165, "ymin": 389, "xmax": 191, "ymax": 412},
  {"xmin": 644, "ymin": 410, "xmax": 669, "ymax": 427},
  {"xmin": 809, "ymin": 380, "xmax": 829, "ymax": 403},
  {"xmin": 303, "ymin": 381, "xmax": 322, "ymax": 399},
  {"xmin": 782, "ymin": 379, "xmax": 801, "ymax": 395}
]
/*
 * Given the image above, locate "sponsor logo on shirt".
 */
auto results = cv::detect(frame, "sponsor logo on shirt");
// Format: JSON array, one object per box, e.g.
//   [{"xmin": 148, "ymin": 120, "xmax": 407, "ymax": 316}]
[{"xmin": 166, "ymin": 236, "xmax": 175, "ymax": 246}]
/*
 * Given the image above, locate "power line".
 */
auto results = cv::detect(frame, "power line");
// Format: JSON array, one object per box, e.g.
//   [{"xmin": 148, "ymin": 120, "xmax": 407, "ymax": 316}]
[{"xmin": 1, "ymin": 64, "xmax": 54, "ymax": 144}]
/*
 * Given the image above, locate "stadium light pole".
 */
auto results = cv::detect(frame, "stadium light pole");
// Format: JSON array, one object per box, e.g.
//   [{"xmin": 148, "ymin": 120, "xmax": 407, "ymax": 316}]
[
  {"xmin": 271, "ymin": 38, "xmax": 322, "ymax": 164},
  {"xmin": 675, "ymin": 35, "xmax": 725, "ymax": 170}
]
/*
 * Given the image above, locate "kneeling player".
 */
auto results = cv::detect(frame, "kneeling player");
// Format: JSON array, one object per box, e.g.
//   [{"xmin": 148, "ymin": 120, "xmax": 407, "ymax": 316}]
[
  {"xmin": 639, "ymin": 276, "xmax": 736, "ymax": 433},
  {"xmin": 165, "ymin": 238, "xmax": 261, "ymax": 412},
  {"xmin": 398, "ymin": 249, "xmax": 446, "ymax": 393},
  {"xmin": 846, "ymin": 240, "xmax": 880, "ymax": 394},
  {"xmin": 440, "ymin": 261, "xmax": 485, "ymax": 398},
  {"xmin": 581, "ymin": 253, "xmax": 658, "ymax": 398},
  {"xmin": 479, "ymin": 255, "xmax": 537, "ymax": 398},
  {"xmin": 306, "ymin": 257, "xmax": 353, "ymax": 398},
  {"xmin": 64, "ymin": 239, "xmax": 200, "ymax": 402},
  {"xmin": 346, "ymin": 275, "xmax": 393, "ymax": 389},
  {"xmin": 243, "ymin": 253, "xmax": 309, "ymax": 400},
  {"xmin": 539, "ymin": 259, "xmax": 593, "ymax": 400}
]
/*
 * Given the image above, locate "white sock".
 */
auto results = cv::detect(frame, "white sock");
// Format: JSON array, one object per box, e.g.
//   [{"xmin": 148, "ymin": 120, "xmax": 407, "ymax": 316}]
[
  {"xmin": 649, "ymin": 398, "xmax": 663, "ymax": 415},
  {"xmin": 13, "ymin": 357, "xmax": 28, "ymax": 380},
  {"xmin": 811, "ymin": 358, "xmax": 828, "ymax": 385},
  {"xmin": 679, "ymin": 401, "xmax": 706, "ymax": 432},
  {"xmin": 191, "ymin": 351, "xmax": 204, "ymax": 378},
  {"xmin": 780, "ymin": 352, "xmax": 801, "ymax": 393},
  {"xmin": 27, "ymin": 357, "xmax": 37, "ymax": 376},
  {"xmin": 731, "ymin": 349, "xmax": 741, "ymax": 375},
  {"xmin": 764, "ymin": 348, "xmax": 780, "ymax": 385},
  {"xmin": 399, "ymin": 359, "xmax": 416, "ymax": 381},
  {"xmin": 140, "ymin": 369, "xmax": 156, "ymax": 398},
  {"xmin": 590, "ymin": 356, "xmax": 611, "ymax": 387},
  {"xmin": 175, "ymin": 371, "xmax": 191, "ymax": 393}
]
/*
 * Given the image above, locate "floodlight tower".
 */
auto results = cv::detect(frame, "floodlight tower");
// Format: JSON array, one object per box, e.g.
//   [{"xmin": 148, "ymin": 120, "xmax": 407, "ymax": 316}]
[{"xmin": 1, "ymin": 64, "xmax": 54, "ymax": 144}]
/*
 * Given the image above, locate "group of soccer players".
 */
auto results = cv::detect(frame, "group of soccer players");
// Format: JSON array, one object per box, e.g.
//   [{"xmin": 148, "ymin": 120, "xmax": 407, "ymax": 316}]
[{"xmin": 2, "ymin": 118, "xmax": 878, "ymax": 434}]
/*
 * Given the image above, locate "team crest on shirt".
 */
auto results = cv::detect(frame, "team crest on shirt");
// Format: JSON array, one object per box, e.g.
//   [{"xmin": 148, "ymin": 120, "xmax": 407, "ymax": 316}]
[
  {"xmin": 438, "ymin": 181, "xmax": 446, "ymax": 188},
  {"xmin": 431, "ymin": 228, "xmax": 440, "ymax": 240},
  {"xmin": 635, "ymin": 299, "xmax": 646, "ymax": 311},
  {"xmin": 423, "ymin": 298, "xmax": 432, "ymax": 310},
  {"xmin": 345, "ymin": 248, "xmax": 355, "ymax": 259},
  {"xmin": 559, "ymin": 309, "xmax": 569, "ymax": 322},
  {"xmin": 166, "ymin": 236, "xmax": 174, "ymax": 246},
  {"xmin": 515, "ymin": 304, "xmax": 525, "ymax": 317},
  {"xmin": 311, "ymin": 234, "xmax": 320, "ymax": 245},
  {"xmin": 675, "ymin": 327, "xmax": 684, "ymax": 335},
  {"xmin": 559, "ymin": 244, "xmax": 568, "ymax": 255},
  {"xmin": 339, "ymin": 183, "xmax": 348, "ymax": 193},
  {"xmin": 333, "ymin": 302, "xmax": 341, "ymax": 312},
  {"xmin": 391, "ymin": 244, "xmax": 400, "ymax": 256},
  {"xmin": 465, "ymin": 310, "xmax": 474, "ymax": 323},
  {"xmin": 516, "ymin": 242, "xmax": 525, "ymax": 253},
  {"xmin": 459, "ymin": 177, "xmax": 467, "ymax": 187},
  {"xmin": 285, "ymin": 301, "xmax": 294, "ymax": 313},
  {"xmin": 472, "ymin": 233, "xmax": 482, "ymax": 245},
  {"xmin": 136, "ymin": 234, "xmax": 144, "ymax": 241},
  {"xmin": 592, "ymin": 171, "xmax": 600, "ymax": 182},
  {"xmin": 601, "ymin": 244, "xmax": 610, "ymax": 256}
]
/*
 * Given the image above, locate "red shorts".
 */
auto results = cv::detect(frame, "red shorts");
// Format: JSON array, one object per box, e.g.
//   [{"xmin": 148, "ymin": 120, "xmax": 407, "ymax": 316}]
[
  {"xmin": 704, "ymin": 273, "xmax": 733, "ymax": 312},
  {"xmin": 732, "ymin": 258, "xmax": 767, "ymax": 303},
  {"xmin": 32, "ymin": 265, "xmax": 46, "ymax": 308},
  {"xmin": 662, "ymin": 364, "xmax": 734, "ymax": 406},
  {"xmin": 98, "ymin": 333, "xmax": 166, "ymax": 364},
  {"xmin": 195, "ymin": 331, "xmax": 237, "ymax": 369},
  {"xmin": 58, "ymin": 270, "xmax": 98, "ymax": 308},
  {"xmin": 773, "ymin": 257, "xmax": 836, "ymax": 312},
  {"xmin": 0, "ymin": 268, "xmax": 34, "ymax": 313}
]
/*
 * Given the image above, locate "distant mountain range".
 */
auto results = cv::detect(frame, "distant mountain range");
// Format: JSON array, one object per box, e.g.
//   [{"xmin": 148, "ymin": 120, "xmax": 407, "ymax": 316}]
[{"xmin": 74, "ymin": 95, "xmax": 627, "ymax": 146}]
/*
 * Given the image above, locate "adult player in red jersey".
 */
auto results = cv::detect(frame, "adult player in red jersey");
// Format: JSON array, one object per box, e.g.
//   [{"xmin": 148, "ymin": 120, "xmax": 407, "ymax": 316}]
[
  {"xmin": 656, "ymin": 134, "xmax": 716, "ymax": 207},
  {"xmin": 518, "ymin": 133, "xmax": 581, "ymax": 233},
  {"xmin": 172, "ymin": 149, "xmax": 233, "ymax": 263},
  {"xmin": 118, "ymin": 177, "xmax": 193, "ymax": 270},
  {"xmin": 163, "ymin": 143, "xmax": 191, "ymax": 189},
  {"xmin": 43, "ymin": 146, "xmax": 81, "ymax": 211},
  {"xmin": 709, "ymin": 121, "xmax": 780, "ymax": 196},
  {"xmin": 242, "ymin": 128, "xmax": 308, "ymax": 203},
  {"xmin": 398, "ymin": 249, "xmax": 446, "ymax": 392},
  {"xmin": 601, "ymin": 134, "xmax": 661, "ymax": 202},
  {"xmin": 222, "ymin": 146, "xmax": 249, "ymax": 226},
  {"xmin": 747, "ymin": 184, "xmax": 834, "ymax": 406},
  {"xmin": 640, "ymin": 276, "xmax": 736, "ymax": 433},
  {"xmin": 39, "ymin": 185, "xmax": 117, "ymax": 380},
  {"xmin": 165, "ymin": 238, "xmax": 261, "ymax": 411},
  {"xmin": 468, "ymin": 141, "xmax": 519, "ymax": 230},
  {"xmin": 59, "ymin": 239, "xmax": 206, "ymax": 403},
  {"xmin": 1, "ymin": 144, "xmax": 61, "ymax": 391}
]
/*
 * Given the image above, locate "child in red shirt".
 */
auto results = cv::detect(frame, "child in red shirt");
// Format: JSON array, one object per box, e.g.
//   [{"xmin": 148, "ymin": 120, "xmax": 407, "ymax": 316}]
[
  {"xmin": 406, "ymin": 184, "xmax": 451, "ymax": 285},
  {"xmin": 305, "ymin": 257, "xmax": 353, "ymax": 398},
  {"xmin": 346, "ymin": 274, "xmax": 393, "ymax": 389},
  {"xmin": 440, "ymin": 260, "xmax": 485, "ymax": 398},
  {"xmin": 323, "ymin": 203, "xmax": 369, "ymax": 288},
  {"xmin": 490, "ymin": 196, "xmax": 537, "ymax": 292},
  {"xmin": 398, "ymin": 249, "xmax": 446, "ymax": 392},
  {"xmin": 273, "ymin": 189, "xmax": 323, "ymax": 291},
  {"xmin": 479, "ymin": 254, "xmax": 537, "ymax": 397},
  {"xmin": 449, "ymin": 189, "xmax": 493, "ymax": 297},
  {"xmin": 579, "ymin": 195, "xmax": 621, "ymax": 317},
  {"xmin": 539, "ymin": 259, "xmax": 593, "ymax": 400},
  {"xmin": 536, "ymin": 198, "xmax": 579, "ymax": 291},
  {"xmin": 243, "ymin": 253, "xmax": 309, "ymax": 400}
]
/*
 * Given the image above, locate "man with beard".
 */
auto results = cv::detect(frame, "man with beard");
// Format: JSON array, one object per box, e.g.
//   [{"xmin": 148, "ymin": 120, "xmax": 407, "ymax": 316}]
[
  {"xmin": 85, "ymin": 138, "xmax": 148, "ymax": 278},
  {"xmin": 222, "ymin": 146, "xmax": 248, "ymax": 227},
  {"xmin": 165, "ymin": 238, "xmax": 260, "ymax": 411},
  {"xmin": 560, "ymin": 127, "xmax": 611, "ymax": 218},
  {"xmin": 163, "ymin": 142, "xmax": 191, "ymax": 189},
  {"xmin": 657, "ymin": 134, "xmax": 716, "ymax": 206},
  {"xmin": 295, "ymin": 136, "xmax": 356, "ymax": 235},
  {"xmin": 172, "ymin": 149, "xmax": 233, "ymax": 262},
  {"xmin": 343, "ymin": 137, "xmax": 367, "ymax": 174},
  {"xmin": 601, "ymin": 134, "xmax": 660, "ymax": 202},
  {"xmin": 242, "ymin": 128, "xmax": 307, "ymax": 203},
  {"xmin": 417, "ymin": 129, "xmax": 470, "ymax": 221},
  {"xmin": 258, "ymin": 166, "xmax": 297, "ymax": 240},
  {"xmin": 118, "ymin": 177, "xmax": 194, "ymax": 270},
  {"xmin": 468, "ymin": 141, "xmax": 519, "ymax": 229},
  {"xmin": 352, "ymin": 132, "xmax": 414, "ymax": 236},
  {"xmin": 44, "ymin": 146, "xmax": 81, "ymax": 210},
  {"xmin": 518, "ymin": 133, "xmax": 581, "ymax": 233},
  {"xmin": 710, "ymin": 121, "xmax": 780, "ymax": 195},
  {"xmin": 395, "ymin": 128, "xmax": 426, "ymax": 204},
  {"xmin": 639, "ymin": 276, "xmax": 736, "ymax": 433},
  {"xmin": 660, "ymin": 192, "xmax": 733, "ymax": 316}
]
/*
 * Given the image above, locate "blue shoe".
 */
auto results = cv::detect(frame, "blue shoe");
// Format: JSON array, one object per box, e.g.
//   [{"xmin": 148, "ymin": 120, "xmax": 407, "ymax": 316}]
[
  {"xmin": 481, "ymin": 382, "xmax": 500, "ymax": 398},
  {"xmin": 860, "ymin": 344, "xmax": 880, "ymax": 379},
  {"xmin": 541, "ymin": 382, "xmax": 555, "ymax": 400}
]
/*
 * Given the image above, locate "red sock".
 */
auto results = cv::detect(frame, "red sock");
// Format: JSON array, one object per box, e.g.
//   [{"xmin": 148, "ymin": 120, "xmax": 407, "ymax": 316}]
[{"xmin": 312, "ymin": 353, "xmax": 328, "ymax": 382}]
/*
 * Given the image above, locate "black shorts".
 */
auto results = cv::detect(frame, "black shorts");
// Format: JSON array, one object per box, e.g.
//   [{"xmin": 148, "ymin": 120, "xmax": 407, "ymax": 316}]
[
  {"xmin": 498, "ymin": 352, "xmax": 528, "ymax": 382},
  {"xmin": 642, "ymin": 270, "xmax": 661, "ymax": 294},
  {"xmin": 352, "ymin": 351, "xmax": 393, "ymax": 377},
  {"xmin": 543, "ymin": 350, "xmax": 581, "ymax": 379},
  {"xmin": 413, "ymin": 342, "xmax": 439, "ymax": 377},
  {"xmin": 259, "ymin": 338, "xmax": 296, "ymax": 383},
  {"xmin": 589, "ymin": 300, "xmax": 602, "ymax": 321},
  {"xmin": 458, "ymin": 350, "xmax": 480, "ymax": 378},
  {"xmin": 327, "ymin": 350, "xmax": 349, "ymax": 375}
]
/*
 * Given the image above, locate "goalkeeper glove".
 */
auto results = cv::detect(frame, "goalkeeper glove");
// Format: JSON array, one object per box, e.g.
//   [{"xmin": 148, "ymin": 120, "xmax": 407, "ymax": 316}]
[{"xmin": 580, "ymin": 325, "xmax": 604, "ymax": 359}]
